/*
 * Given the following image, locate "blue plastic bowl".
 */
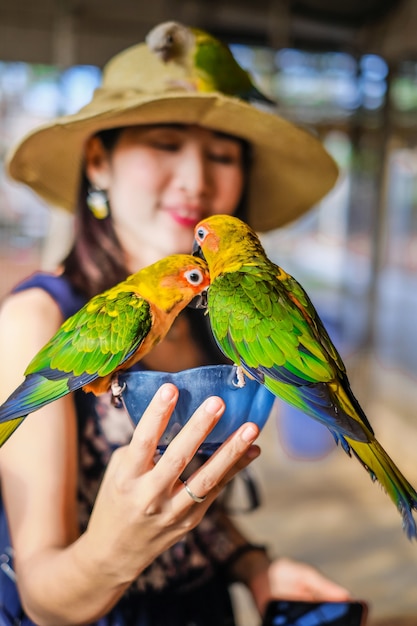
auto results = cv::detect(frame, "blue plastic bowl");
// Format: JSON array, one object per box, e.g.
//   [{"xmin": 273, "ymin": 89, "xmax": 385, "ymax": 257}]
[{"xmin": 118, "ymin": 365, "xmax": 275, "ymax": 454}]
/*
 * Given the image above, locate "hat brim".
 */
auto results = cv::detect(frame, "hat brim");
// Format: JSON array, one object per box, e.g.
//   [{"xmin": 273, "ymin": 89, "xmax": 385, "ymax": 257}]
[{"xmin": 6, "ymin": 90, "xmax": 338, "ymax": 232}]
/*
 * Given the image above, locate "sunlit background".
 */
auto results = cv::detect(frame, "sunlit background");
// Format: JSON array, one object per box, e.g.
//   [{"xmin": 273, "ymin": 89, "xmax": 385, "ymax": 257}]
[{"xmin": 1, "ymin": 7, "xmax": 417, "ymax": 623}]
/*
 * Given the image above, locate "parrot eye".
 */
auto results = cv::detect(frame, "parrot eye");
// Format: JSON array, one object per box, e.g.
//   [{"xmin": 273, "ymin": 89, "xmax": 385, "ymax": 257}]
[
  {"xmin": 184, "ymin": 269, "xmax": 205, "ymax": 286},
  {"xmin": 196, "ymin": 227, "xmax": 208, "ymax": 242}
]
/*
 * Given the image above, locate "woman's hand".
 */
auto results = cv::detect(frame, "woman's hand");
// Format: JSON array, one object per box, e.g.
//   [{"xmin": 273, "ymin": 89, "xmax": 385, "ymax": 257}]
[
  {"xmin": 242, "ymin": 554, "xmax": 351, "ymax": 616},
  {"xmin": 3, "ymin": 376, "xmax": 260, "ymax": 626},
  {"xmin": 265, "ymin": 557, "xmax": 351, "ymax": 602},
  {"xmin": 84, "ymin": 382, "xmax": 261, "ymax": 587}
]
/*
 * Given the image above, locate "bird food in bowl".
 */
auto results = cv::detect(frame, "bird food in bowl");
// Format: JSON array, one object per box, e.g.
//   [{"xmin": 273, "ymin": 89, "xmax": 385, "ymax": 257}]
[{"xmin": 117, "ymin": 365, "xmax": 275, "ymax": 454}]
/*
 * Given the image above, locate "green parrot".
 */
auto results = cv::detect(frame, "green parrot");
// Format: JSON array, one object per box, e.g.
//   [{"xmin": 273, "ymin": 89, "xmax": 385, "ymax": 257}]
[
  {"xmin": 145, "ymin": 20, "xmax": 275, "ymax": 104},
  {"xmin": 0, "ymin": 254, "xmax": 210, "ymax": 447},
  {"xmin": 193, "ymin": 214, "xmax": 417, "ymax": 540}
]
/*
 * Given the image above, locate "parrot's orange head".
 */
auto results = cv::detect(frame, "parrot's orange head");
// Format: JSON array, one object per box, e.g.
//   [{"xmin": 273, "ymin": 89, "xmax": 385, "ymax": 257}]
[
  {"xmin": 162, "ymin": 255, "xmax": 211, "ymax": 311},
  {"xmin": 159, "ymin": 255, "xmax": 210, "ymax": 294},
  {"xmin": 136, "ymin": 254, "xmax": 210, "ymax": 312},
  {"xmin": 174, "ymin": 260, "xmax": 210, "ymax": 291},
  {"xmin": 193, "ymin": 214, "xmax": 260, "ymax": 276}
]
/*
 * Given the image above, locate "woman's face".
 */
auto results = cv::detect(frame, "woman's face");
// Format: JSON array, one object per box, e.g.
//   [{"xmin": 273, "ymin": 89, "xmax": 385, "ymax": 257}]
[{"xmin": 86, "ymin": 124, "xmax": 245, "ymax": 269}]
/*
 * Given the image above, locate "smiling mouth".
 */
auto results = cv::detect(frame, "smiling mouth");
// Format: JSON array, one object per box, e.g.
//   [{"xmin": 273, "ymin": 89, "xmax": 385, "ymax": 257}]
[{"xmin": 168, "ymin": 207, "xmax": 203, "ymax": 228}]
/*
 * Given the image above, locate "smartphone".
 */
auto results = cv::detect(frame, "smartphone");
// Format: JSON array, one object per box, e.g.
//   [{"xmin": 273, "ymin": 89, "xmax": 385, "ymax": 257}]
[{"xmin": 262, "ymin": 599, "xmax": 368, "ymax": 626}]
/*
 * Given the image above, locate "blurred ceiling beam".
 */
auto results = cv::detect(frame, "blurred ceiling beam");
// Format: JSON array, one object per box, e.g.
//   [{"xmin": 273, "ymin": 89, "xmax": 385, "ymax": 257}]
[
  {"xmin": 357, "ymin": 0, "xmax": 417, "ymax": 64},
  {"xmin": 0, "ymin": 0, "xmax": 410, "ymax": 68}
]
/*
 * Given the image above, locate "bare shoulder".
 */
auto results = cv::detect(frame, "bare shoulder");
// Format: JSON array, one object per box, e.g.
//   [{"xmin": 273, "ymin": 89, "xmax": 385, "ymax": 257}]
[
  {"xmin": 0, "ymin": 287, "xmax": 64, "ymax": 401},
  {"xmin": 0, "ymin": 288, "xmax": 78, "ymax": 555},
  {"xmin": 0, "ymin": 286, "xmax": 63, "ymax": 338}
]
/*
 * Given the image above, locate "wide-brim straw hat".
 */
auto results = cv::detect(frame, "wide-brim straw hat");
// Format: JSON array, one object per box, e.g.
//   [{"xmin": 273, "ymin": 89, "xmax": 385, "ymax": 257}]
[{"xmin": 6, "ymin": 42, "xmax": 338, "ymax": 232}]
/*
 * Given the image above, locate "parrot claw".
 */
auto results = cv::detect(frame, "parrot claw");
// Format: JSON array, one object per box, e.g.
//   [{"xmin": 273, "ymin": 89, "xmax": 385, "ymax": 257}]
[
  {"xmin": 110, "ymin": 376, "xmax": 126, "ymax": 408},
  {"xmin": 233, "ymin": 366, "xmax": 246, "ymax": 388}
]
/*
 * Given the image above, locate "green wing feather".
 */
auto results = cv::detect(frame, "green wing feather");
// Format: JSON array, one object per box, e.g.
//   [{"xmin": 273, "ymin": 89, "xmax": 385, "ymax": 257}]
[
  {"xmin": 26, "ymin": 291, "xmax": 152, "ymax": 379},
  {"xmin": 192, "ymin": 28, "xmax": 256, "ymax": 97},
  {"xmin": 209, "ymin": 261, "xmax": 340, "ymax": 385},
  {"xmin": 0, "ymin": 290, "xmax": 152, "ymax": 449},
  {"xmin": 0, "ymin": 291, "xmax": 152, "ymax": 446},
  {"xmin": 207, "ymin": 262, "xmax": 372, "ymax": 441}
]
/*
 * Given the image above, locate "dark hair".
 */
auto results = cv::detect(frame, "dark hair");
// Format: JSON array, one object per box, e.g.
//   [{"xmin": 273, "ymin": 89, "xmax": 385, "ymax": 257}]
[{"xmin": 62, "ymin": 128, "xmax": 127, "ymax": 298}]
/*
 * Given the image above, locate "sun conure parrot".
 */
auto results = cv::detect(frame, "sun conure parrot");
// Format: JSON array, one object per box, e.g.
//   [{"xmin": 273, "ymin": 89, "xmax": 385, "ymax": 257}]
[
  {"xmin": 0, "ymin": 254, "xmax": 210, "ymax": 447},
  {"xmin": 145, "ymin": 21, "xmax": 275, "ymax": 104},
  {"xmin": 193, "ymin": 214, "xmax": 417, "ymax": 540}
]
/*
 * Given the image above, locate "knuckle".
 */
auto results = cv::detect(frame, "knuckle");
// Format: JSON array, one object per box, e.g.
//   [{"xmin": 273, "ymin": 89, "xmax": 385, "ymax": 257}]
[
  {"xmin": 109, "ymin": 449, "xmax": 131, "ymax": 490},
  {"xmin": 113, "ymin": 470, "xmax": 131, "ymax": 495},
  {"xmin": 191, "ymin": 417, "xmax": 211, "ymax": 438},
  {"xmin": 180, "ymin": 515, "xmax": 197, "ymax": 532},
  {"xmin": 223, "ymin": 438, "xmax": 246, "ymax": 464},
  {"xmin": 144, "ymin": 501, "xmax": 162, "ymax": 516},
  {"xmin": 197, "ymin": 473, "xmax": 218, "ymax": 494},
  {"xmin": 133, "ymin": 432, "xmax": 156, "ymax": 453},
  {"xmin": 162, "ymin": 508, "xmax": 181, "ymax": 528},
  {"xmin": 162, "ymin": 452, "xmax": 188, "ymax": 476}
]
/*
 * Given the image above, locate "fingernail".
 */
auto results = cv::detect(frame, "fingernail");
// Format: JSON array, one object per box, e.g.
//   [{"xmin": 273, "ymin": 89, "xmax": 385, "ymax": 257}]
[
  {"xmin": 204, "ymin": 396, "xmax": 223, "ymax": 415},
  {"xmin": 245, "ymin": 445, "xmax": 260, "ymax": 460},
  {"xmin": 159, "ymin": 384, "xmax": 176, "ymax": 403},
  {"xmin": 241, "ymin": 424, "xmax": 258, "ymax": 443}
]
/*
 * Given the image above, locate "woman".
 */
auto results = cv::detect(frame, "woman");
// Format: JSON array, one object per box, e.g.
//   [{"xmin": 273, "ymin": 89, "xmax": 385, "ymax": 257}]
[{"xmin": 0, "ymin": 36, "xmax": 350, "ymax": 625}]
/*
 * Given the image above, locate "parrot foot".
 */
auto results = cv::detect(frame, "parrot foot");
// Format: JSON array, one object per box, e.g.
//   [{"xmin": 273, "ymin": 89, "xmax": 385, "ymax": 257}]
[
  {"xmin": 110, "ymin": 376, "xmax": 126, "ymax": 408},
  {"xmin": 233, "ymin": 366, "xmax": 246, "ymax": 388}
]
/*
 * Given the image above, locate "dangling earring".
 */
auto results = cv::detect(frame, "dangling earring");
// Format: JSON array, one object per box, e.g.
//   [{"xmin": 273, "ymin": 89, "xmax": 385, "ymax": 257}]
[{"xmin": 86, "ymin": 186, "xmax": 110, "ymax": 219}]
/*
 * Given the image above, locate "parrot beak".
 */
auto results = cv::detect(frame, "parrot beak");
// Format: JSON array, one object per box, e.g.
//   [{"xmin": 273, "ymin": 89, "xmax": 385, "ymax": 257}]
[
  {"xmin": 190, "ymin": 241, "xmax": 208, "ymax": 308},
  {"xmin": 192, "ymin": 240, "xmax": 205, "ymax": 261},
  {"xmin": 188, "ymin": 290, "xmax": 208, "ymax": 310},
  {"xmin": 153, "ymin": 45, "xmax": 172, "ymax": 63}
]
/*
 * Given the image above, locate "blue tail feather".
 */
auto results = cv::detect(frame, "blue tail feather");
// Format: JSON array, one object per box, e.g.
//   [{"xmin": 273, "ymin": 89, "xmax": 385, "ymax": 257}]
[{"xmin": 0, "ymin": 374, "xmax": 71, "ymax": 422}]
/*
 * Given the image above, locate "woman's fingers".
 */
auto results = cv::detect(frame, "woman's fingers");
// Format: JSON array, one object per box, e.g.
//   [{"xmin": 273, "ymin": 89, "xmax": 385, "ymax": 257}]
[
  {"xmin": 124, "ymin": 383, "xmax": 179, "ymax": 474},
  {"xmin": 121, "ymin": 383, "xmax": 261, "ymax": 517},
  {"xmin": 124, "ymin": 385, "xmax": 226, "ymax": 482},
  {"xmin": 176, "ymin": 422, "xmax": 260, "ymax": 509},
  {"xmin": 88, "ymin": 385, "xmax": 262, "ymax": 571},
  {"xmin": 154, "ymin": 395, "xmax": 226, "ymax": 489}
]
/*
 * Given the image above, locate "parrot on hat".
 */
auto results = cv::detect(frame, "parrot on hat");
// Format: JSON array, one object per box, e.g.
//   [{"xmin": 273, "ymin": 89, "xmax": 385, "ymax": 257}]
[
  {"xmin": 0, "ymin": 254, "xmax": 210, "ymax": 447},
  {"xmin": 192, "ymin": 214, "xmax": 417, "ymax": 540},
  {"xmin": 145, "ymin": 20, "xmax": 275, "ymax": 105}
]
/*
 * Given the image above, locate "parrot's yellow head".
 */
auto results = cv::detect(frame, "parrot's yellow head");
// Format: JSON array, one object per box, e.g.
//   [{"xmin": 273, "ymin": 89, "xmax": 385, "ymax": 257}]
[
  {"xmin": 145, "ymin": 21, "xmax": 195, "ymax": 64},
  {"xmin": 128, "ymin": 254, "xmax": 210, "ymax": 313},
  {"xmin": 159, "ymin": 255, "xmax": 209, "ymax": 294},
  {"xmin": 193, "ymin": 215, "xmax": 263, "ymax": 278}
]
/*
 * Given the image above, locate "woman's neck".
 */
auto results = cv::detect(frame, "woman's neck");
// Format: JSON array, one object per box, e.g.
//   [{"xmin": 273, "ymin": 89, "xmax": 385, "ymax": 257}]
[{"xmin": 141, "ymin": 313, "xmax": 208, "ymax": 372}]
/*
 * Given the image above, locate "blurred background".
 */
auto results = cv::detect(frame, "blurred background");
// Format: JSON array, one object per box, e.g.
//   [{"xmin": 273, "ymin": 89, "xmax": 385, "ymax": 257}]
[{"xmin": 1, "ymin": 0, "xmax": 417, "ymax": 623}]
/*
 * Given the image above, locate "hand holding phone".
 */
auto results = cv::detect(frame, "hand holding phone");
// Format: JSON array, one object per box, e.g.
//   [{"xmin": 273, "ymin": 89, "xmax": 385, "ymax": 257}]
[{"xmin": 262, "ymin": 599, "xmax": 368, "ymax": 626}]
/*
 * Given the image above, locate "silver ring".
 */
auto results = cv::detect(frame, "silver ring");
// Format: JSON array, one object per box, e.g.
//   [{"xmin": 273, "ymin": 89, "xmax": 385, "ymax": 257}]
[{"xmin": 183, "ymin": 480, "xmax": 207, "ymax": 503}]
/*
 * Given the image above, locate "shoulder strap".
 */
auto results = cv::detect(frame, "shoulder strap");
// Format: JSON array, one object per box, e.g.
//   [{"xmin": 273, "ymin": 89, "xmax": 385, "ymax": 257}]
[
  {"xmin": 11, "ymin": 273, "xmax": 86, "ymax": 320},
  {"xmin": 0, "ymin": 500, "xmax": 33, "ymax": 625}
]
